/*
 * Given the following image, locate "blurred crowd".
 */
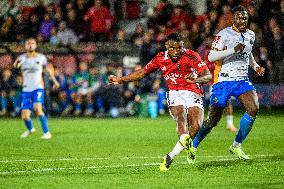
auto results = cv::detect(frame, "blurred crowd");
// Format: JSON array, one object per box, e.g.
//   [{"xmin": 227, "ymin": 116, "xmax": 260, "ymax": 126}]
[
  {"xmin": 0, "ymin": 0, "xmax": 283, "ymax": 117},
  {"xmin": 0, "ymin": 62, "xmax": 167, "ymax": 118}
]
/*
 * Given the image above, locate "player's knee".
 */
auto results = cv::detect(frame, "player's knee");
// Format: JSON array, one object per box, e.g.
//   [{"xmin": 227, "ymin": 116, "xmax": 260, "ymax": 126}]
[
  {"xmin": 247, "ymin": 105, "xmax": 259, "ymax": 117},
  {"xmin": 21, "ymin": 112, "xmax": 30, "ymax": 120},
  {"xmin": 34, "ymin": 107, "xmax": 44, "ymax": 116}
]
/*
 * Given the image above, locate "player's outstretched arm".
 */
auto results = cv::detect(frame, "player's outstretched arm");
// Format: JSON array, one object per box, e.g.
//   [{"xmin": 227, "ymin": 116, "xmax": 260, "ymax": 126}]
[
  {"xmin": 249, "ymin": 54, "xmax": 265, "ymax": 76},
  {"xmin": 46, "ymin": 64, "xmax": 60, "ymax": 88},
  {"xmin": 208, "ymin": 44, "xmax": 245, "ymax": 62},
  {"xmin": 185, "ymin": 68, "xmax": 212, "ymax": 84},
  {"xmin": 109, "ymin": 68, "xmax": 147, "ymax": 85}
]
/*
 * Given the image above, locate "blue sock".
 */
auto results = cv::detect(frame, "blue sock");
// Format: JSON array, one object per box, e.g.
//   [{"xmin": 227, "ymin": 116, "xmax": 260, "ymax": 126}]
[
  {"xmin": 74, "ymin": 103, "xmax": 81, "ymax": 110},
  {"xmin": 24, "ymin": 119, "xmax": 33, "ymax": 131},
  {"xmin": 235, "ymin": 113, "xmax": 255, "ymax": 144},
  {"xmin": 39, "ymin": 114, "xmax": 49, "ymax": 134},
  {"xmin": 193, "ymin": 123, "xmax": 213, "ymax": 148},
  {"xmin": 0, "ymin": 96, "xmax": 7, "ymax": 111}
]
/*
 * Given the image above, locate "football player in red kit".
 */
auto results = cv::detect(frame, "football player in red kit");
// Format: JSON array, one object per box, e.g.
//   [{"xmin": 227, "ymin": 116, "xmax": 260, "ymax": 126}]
[{"xmin": 109, "ymin": 33, "xmax": 212, "ymax": 171}]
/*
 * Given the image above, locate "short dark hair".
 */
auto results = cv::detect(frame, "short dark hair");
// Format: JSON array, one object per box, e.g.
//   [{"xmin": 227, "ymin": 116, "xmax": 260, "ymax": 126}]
[
  {"xmin": 25, "ymin": 37, "xmax": 37, "ymax": 43},
  {"xmin": 166, "ymin": 32, "xmax": 183, "ymax": 42},
  {"xmin": 232, "ymin": 5, "xmax": 247, "ymax": 14}
]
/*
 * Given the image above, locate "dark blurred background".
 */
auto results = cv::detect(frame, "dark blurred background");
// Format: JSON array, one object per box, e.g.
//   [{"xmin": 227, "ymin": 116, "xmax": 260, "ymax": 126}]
[{"xmin": 0, "ymin": 0, "xmax": 283, "ymax": 118}]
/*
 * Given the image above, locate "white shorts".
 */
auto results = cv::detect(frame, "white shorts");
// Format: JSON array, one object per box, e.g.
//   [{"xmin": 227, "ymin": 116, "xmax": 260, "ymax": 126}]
[{"xmin": 166, "ymin": 90, "xmax": 204, "ymax": 110}]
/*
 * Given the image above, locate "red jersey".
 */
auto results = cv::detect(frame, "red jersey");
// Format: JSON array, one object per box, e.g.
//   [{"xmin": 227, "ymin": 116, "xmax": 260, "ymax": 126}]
[{"xmin": 144, "ymin": 49, "xmax": 208, "ymax": 95}]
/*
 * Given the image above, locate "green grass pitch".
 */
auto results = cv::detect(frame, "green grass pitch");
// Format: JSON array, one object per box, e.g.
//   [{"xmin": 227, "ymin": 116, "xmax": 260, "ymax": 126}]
[{"xmin": 0, "ymin": 110, "xmax": 283, "ymax": 189}]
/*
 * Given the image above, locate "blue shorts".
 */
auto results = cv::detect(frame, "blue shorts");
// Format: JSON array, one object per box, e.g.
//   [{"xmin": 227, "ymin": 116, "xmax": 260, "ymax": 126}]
[
  {"xmin": 21, "ymin": 89, "xmax": 44, "ymax": 110},
  {"xmin": 210, "ymin": 80, "xmax": 255, "ymax": 108}
]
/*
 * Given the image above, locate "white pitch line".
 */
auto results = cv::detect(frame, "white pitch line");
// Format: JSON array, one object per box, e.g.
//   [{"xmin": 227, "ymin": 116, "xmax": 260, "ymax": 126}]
[
  {"xmin": 0, "ymin": 158, "xmax": 240, "ymax": 176},
  {"xmin": 0, "ymin": 154, "xmax": 278, "ymax": 176},
  {"xmin": 0, "ymin": 154, "xmax": 277, "ymax": 163}
]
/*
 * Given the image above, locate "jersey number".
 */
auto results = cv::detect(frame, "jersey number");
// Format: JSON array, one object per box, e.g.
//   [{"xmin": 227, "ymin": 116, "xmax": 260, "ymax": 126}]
[{"xmin": 37, "ymin": 92, "xmax": 42, "ymax": 100}]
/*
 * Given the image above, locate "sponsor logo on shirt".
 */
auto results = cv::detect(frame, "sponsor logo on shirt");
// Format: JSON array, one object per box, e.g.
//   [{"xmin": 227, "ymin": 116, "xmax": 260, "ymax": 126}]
[
  {"xmin": 164, "ymin": 73, "xmax": 183, "ymax": 85},
  {"xmin": 220, "ymin": 73, "xmax": 229, "ymax": 77}
]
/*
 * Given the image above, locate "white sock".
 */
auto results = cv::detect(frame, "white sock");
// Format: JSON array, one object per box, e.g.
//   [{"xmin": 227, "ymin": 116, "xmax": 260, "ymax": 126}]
[
  {"xmin": 233, "ymin": 141, "xmax": 241, "ymax": 147},
  {"xmin": 179, "ymin": 133, "xmax": 190, "ymax": 145},
  {"xmin": 168, "ymin": 141, "xmax": 184, "ymax": 159},
  {"xmin": 227, "ymin": 115, "xmax": 233, "ymax": 127}
]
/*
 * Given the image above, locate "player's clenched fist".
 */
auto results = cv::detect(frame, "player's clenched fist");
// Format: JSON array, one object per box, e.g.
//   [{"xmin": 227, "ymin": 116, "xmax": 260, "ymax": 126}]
[
  {"xmin": 108, "ymin": 75, "xmax": 121, "ymax": 85},
  {"xmin": 185, "ymin": 73, "xmax": 198, "ymax": 83},
  {"xmin": 234, "ymin": 43, "xmax": 246, "ymax": 52},
  {"xmin": 256, "ymin": 67, "xmax": 265, "ymax": 76}
]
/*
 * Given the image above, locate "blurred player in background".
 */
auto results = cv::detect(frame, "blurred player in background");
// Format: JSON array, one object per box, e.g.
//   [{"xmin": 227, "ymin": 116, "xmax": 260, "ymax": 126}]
[
  {"xmin": 225, "ymin": 101, "xmax": 236, "ymax": 132},
  {"xmin": 109, "ymin": 33, "xmax": 212, "ymax": 171},
  {"xmin": 193, "ymin": 6, "xmax": 265, "ymax": 160},
  {"xmin": 14, "ymin": 37, "xmax": 59, "ymax": 139}
]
